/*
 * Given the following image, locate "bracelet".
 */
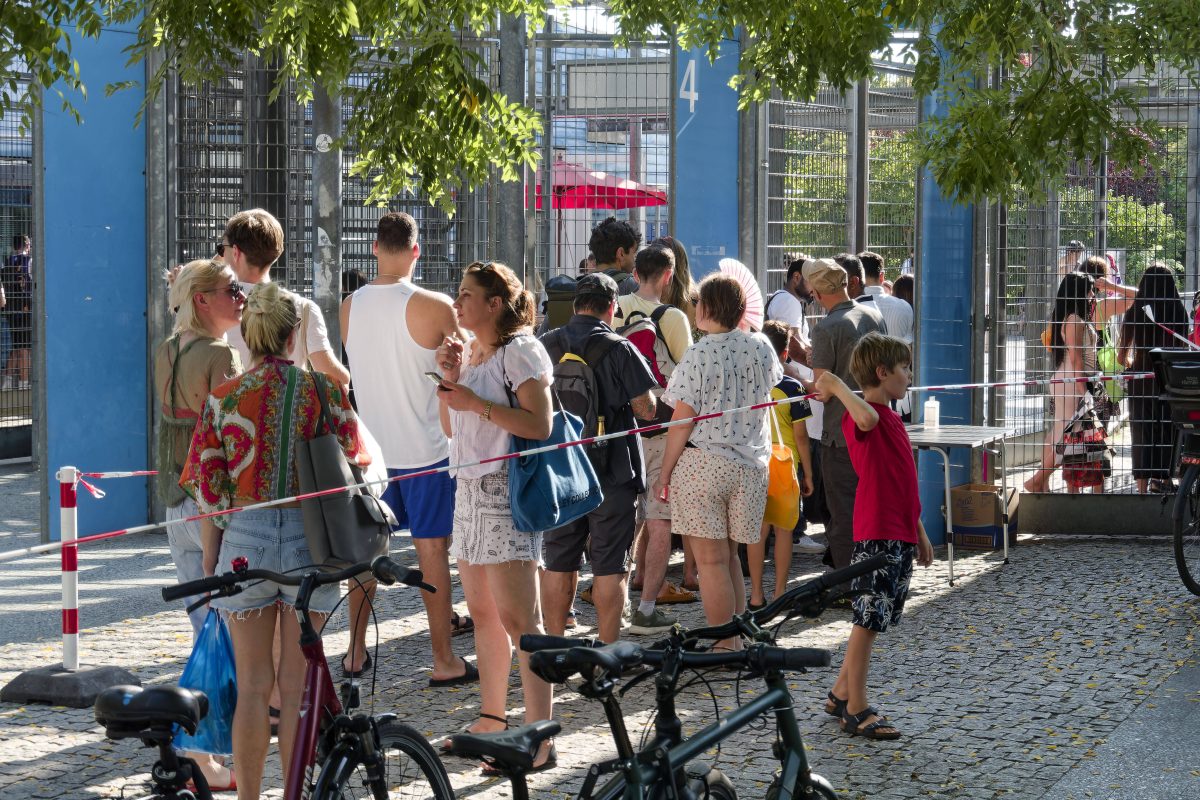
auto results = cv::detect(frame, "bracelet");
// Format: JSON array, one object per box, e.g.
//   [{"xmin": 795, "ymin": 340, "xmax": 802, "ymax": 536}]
[{"xmin": 480, "ymin": 400, "xmax": 494, "ymax": 421}]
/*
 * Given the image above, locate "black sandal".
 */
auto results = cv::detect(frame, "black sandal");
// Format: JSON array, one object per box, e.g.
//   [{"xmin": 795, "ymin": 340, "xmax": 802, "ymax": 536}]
[
  {"xmin": 841, "ymin": 705, "xmax": 901, "ymax": 740},
  {"xmin": 441, "ymin": 712, "xmax": 508, "ymax": 754},
  {"xmin": 450, "ymin": 611, "xmax": 475, "ymax": 637},
  {"xmin": 824, "ymin": 691, "xmax": 847, "ymax": 719}
]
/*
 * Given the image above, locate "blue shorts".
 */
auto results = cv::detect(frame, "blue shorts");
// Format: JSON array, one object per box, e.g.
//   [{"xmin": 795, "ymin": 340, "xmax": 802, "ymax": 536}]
[
  {"xmin": 211, "ymin": 509, "xmax": 340, "ymax": 616},
  {"xmin": 380, "ymin": 459, "xmax": 455, "ymax": 539}
]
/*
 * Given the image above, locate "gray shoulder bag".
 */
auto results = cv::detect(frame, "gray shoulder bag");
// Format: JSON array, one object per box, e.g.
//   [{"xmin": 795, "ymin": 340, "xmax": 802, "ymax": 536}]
[{"xmin": 293, "ymin": 368, "xmax": 396, "ymax": 567}]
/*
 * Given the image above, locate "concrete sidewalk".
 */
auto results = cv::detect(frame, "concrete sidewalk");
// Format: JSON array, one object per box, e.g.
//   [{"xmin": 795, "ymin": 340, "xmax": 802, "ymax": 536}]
[{"xmin": 0, "ymin": 462, "xmax": 1196, "ymax": 799}]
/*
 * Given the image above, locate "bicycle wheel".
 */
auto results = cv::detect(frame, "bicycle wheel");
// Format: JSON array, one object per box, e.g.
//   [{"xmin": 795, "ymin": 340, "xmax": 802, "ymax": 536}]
[
  {"xmin": 1173, "ymin": 464, "xmax": 1200, "ymax": 596},
  {"xmin": 765, "ymin": 772, "xmax": 836, "ymax": 800},
  {"xmin": 312, "ymin": 720, "xmax": 454, "ymax": 800}
]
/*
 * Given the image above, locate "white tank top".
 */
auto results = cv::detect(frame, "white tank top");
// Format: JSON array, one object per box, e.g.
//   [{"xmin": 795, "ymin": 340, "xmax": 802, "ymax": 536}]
[{"xmin": 347, "ymin": 282, "xmax": 449, "ymax": 468}]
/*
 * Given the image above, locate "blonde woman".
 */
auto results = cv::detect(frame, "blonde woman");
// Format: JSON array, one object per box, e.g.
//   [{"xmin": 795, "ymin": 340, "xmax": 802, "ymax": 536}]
[
  {"xmin": 435, "ymin": 261, "xmax": 556, "ymax": 771},
  {"xmin": 181, "ymin": 282, "xmax": 370, "ymax": 799},
  {"xmin": 155, "ymin": 259, "xmax": 244, "ymax": 790},
  {"xmin": 654, "ymin": 235, "xmax": 697, "ymax": 332}
]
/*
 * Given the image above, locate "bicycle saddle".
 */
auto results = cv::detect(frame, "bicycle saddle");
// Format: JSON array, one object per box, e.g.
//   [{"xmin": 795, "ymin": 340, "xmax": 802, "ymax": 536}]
[
  {"xmin": 94, "ymin": 685, "xmax": 209, "ymax": 737},
  {"xmin": 448, "ymin": 720, "xmax": 561, "ymax": 772},
  {"xmin": 531, "ymin": 640, "xmax": 644, "ymax": 683}
]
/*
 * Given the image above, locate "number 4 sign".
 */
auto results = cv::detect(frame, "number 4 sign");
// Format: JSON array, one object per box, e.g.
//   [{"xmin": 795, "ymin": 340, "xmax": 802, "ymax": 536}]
[{"xmin": 680, "ymin": 58, "xmax": 698, "ymax": 113}]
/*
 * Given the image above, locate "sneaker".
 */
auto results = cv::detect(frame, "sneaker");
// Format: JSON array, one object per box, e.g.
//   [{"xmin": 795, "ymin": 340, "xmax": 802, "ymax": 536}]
[
  {"xmin": 794, "ymin": 534, "xmax": 826, "ymax": 554},
  {"xmin": 627, "ymin": 608, "xmax": 677, "ymax": 635},
  {"xmin": 655, "ymin": 581, "xmax": 697, "ymax": 605}
]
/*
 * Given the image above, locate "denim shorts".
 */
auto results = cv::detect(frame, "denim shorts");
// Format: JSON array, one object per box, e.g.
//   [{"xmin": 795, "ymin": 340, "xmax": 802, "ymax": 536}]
[{"xmin": 211, "ymin": 509, "xmax": 340, "ymax": 616}]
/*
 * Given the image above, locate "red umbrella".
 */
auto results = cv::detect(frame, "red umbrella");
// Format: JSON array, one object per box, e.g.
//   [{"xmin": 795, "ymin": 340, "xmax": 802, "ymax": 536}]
[
  {"xmin": 529, "ymin": 157, "xmax": 668, "ymax": 272},
  {"xmin": 532, "ymin": 158, "xmax": 668, "ymax": 210}
]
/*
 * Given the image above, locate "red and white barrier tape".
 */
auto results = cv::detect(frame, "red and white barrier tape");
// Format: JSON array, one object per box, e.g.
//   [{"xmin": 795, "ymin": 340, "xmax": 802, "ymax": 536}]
[{"xmin": 0, "ymin": 370, "xmax": 1152, "ymax": 566}]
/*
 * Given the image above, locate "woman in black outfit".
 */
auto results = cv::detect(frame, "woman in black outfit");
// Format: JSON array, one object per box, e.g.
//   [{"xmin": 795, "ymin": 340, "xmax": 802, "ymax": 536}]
[{"xmin": 1118, "ymin": 264, "xmax": 1189, "ymax": 493}]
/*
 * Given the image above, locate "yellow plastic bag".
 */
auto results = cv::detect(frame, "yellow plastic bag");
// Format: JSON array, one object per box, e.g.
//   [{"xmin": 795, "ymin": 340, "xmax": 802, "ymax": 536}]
[{"xmin": 763, "ymin": 409, "xmax": 800, "ymax": 530}]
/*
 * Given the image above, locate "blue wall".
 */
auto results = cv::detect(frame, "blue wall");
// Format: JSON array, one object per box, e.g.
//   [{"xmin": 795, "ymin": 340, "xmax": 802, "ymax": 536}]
[
  {"xmin": 44, "ymin": 27, "xmax": 148, "ymax": 539},
  {"xmin": 916, "ymin": 80, "xmax": 974, "ymax": 545},
  {"xmin": 673, "ymin": 41, "xmax": 740, "ymax": 278}
]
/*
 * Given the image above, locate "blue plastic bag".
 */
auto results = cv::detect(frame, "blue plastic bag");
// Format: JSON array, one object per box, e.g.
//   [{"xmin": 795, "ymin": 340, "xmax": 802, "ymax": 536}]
[{"xmin": 175, "ymin": 608, "xmax": 237, "ymax": 755}]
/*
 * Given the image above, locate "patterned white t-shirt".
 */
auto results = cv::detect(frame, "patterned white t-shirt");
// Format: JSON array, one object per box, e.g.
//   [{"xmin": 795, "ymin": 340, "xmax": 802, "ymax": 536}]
[{"xmin": 664, "ymin": 329, "xmax": 784, "ymax": 469}]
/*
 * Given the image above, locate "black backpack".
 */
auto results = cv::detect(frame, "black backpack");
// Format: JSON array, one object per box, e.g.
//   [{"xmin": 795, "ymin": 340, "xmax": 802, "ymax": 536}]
[
  {"xmin": 546, "ymin": 330, "xmax": 620, "ymax": 472},
  {"xmin": 603, "ymin": 267, "xmax": 638, "ymax": 296}
]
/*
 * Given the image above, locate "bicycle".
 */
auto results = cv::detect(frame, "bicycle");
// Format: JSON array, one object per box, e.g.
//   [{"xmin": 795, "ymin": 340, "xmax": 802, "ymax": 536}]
[
  {"xmin": 447, "ymin": 555, "xmax": 887, "ymax": 800},
  {"xmin": 94, "ymin": 555, "xmax": 456, "ymax": 799},
  {"xmin": 1153, "ymin": 348, "xmax": 1200, "ymax": 595}
]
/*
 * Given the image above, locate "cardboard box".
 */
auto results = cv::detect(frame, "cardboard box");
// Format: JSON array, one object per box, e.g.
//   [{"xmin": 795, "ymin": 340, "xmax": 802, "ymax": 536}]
[{"xmin": 949, "ymin": 483, "xmax": 1019, "ymax": 550}]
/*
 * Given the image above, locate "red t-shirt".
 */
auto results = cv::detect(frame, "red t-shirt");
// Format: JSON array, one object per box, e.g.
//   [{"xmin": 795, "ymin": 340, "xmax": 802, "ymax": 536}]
[{"xmin": 842, "ymin": 402, "xmax": 921, "ymax": 543}]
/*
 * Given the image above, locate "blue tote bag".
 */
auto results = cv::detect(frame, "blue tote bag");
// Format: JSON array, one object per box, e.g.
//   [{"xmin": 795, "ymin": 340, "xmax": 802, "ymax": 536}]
[
  {"xmin": 501, "ymin": 337, "xmax": 603, "ymax": 532},
  {"xmin": 508, "ymin": 409, "xmax": 604, "ymax": 532}
]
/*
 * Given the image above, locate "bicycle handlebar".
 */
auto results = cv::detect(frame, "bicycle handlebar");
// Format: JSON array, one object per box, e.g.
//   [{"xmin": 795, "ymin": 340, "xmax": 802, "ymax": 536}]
[
  {"xmin": 162, "ymin": 555, "xmax": 433, "ymax": 603},
  {"xmin": 527, "ymin": 641, "xmax": 830, "ymax": 684},
  {"xmin": 685, "ymin": 554, "xmax": 889, "ymax": 641}
]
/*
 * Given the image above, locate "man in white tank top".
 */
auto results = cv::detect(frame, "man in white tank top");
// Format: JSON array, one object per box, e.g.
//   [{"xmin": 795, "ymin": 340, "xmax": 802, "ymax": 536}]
[{"xmin": 340, "ymin": 212, "xmax": 475, "ymax": 685}]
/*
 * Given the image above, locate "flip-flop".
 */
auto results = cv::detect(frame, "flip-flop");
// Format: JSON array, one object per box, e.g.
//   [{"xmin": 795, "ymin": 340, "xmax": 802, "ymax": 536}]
[
  {"xmin": 450, "ymin": 612, "xmax": 475, "ymax": 637},
  {"xmin": 429, "ymin": 656, "xmax": 480, "ymax": 688},
  {"xmin": 342, "ymin": 651, "xmax": 373, "ymax": 679}
]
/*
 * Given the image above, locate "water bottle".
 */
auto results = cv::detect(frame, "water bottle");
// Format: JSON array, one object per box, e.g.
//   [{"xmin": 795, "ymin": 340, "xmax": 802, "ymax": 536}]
[{"xmin": 923, "ymin": 396, "xmax": 940, "ymax": 428}]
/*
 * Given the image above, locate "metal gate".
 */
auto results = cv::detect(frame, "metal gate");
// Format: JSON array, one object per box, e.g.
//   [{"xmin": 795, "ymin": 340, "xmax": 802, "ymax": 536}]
[
  {"xmin": 992, "ymin": 61, "xmax": 1200, "ymax": 494},
  {"xmin": 764, "ymin": 53, "xmax": 918, "ymax": 293},
  {"xmin": 170, "ymin": 50, "xmax": 499, "ymax": 302},
  {"xmin": 0, "ymin": 66, "xmax": 34, "ymax": 459},
  {"xmin": 528, "ymin": 6, "xmax": 672, "ymax": 287}
]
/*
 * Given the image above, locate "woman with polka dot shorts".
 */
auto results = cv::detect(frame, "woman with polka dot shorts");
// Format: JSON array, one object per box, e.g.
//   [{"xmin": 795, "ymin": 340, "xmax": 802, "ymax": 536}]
[{"xmin": 651, "ymin": 274, "xmax": 783, "ymax": 652}]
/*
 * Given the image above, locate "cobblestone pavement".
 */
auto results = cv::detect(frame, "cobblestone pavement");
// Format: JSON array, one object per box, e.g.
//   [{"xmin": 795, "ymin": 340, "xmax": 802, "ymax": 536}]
[{"xmin": 0, "ymin": 526, "xmax": 1197, "ymax": 800}]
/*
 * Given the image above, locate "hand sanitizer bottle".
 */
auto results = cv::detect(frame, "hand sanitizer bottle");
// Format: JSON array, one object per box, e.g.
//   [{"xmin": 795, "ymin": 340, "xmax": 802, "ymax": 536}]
[{"xmin": 923, "ymin": 396, "xmax": 940, "ymax": 428}]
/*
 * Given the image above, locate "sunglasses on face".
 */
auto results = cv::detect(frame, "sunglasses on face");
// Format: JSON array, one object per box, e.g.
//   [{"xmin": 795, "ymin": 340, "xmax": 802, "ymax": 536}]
[
  {"xmin": 206, "ymin": 283, "xmax": 245, "ymax": 300},
  {"xmin": 215, "ymin": 243, "xmax": 226, "ymax": 257}
]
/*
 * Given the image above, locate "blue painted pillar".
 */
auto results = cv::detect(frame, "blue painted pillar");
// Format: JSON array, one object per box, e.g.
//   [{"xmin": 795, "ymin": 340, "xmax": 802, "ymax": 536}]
[
  {"xmin": 673, "ymin": 41, "xmax": 740, "ymax": 278},
  {"xmin": 916, "ymin": 60, "xmax": 974, "ymax": 545},
  {"xmin": 44, "ymin": 26, "xmax": 148, "ymax": 539}
]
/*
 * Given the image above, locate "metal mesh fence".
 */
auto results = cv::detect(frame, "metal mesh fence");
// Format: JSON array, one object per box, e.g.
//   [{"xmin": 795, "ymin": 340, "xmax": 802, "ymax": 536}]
[
  {"xmin": 866, "ymin": 67, "xmax": 917, "ymax": 279},
  {"xmin": 173, "ymin": 49, "xmax": 499, "ymax": 303},
  {"xmin": 529, "ymin": 7, "xmax": 671, "ymax": 289},
  {"xmin": 994, "ymin": 62, "xmax": 1200, "ymax": 494},
  {"xmin": 764, "ymin": 89, "xmax": 850, "ymax": 292},
  {"xmin": 0, "ymin": 64, "xmax": 34, "ymax": 446}
]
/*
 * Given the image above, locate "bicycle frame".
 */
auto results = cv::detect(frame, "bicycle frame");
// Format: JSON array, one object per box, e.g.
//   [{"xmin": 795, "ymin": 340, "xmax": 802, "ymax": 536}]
[
  {"xmin": 585, "ymin": 667, "xmax": 810, "ymax": 800},
  {"xmin": 284, "ymin": 573, "xmax": 345, "ymax": 800}
]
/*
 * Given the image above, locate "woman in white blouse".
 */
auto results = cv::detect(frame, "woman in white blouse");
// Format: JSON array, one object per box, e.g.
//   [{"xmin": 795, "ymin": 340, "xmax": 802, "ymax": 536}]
[
  {"xmin": 435, "ymin": 261, "xmax": 556, "ymax": 771},
  {"xmin": 653, "ymin": 274, "xmax": 783, "ymax": 652}
]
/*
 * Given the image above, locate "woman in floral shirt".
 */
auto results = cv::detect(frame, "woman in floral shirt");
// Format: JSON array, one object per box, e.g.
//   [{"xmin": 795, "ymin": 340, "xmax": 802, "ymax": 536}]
[{"xmin": 181, "ymin": 281, "xmax": 368, "ymax": 800}]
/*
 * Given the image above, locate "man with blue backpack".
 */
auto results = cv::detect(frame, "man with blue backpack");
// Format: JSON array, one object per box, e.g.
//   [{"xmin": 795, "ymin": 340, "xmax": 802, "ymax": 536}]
[{"xmin": 538, "ymin": 272, "xmax": 660, "ymax": 643}]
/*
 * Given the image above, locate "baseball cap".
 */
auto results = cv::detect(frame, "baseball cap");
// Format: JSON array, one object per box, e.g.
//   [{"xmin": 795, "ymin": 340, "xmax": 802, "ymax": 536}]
[
  {"xmin": 575, "ymin": 272, "xmax": 619, "ymax": 302},
  {"xmin": 802, "ymin": 257, "xmax": 848, "ymax": 295}
]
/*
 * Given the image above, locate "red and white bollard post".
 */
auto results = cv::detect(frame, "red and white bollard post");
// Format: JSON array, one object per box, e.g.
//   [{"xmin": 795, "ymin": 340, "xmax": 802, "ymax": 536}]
[
  {"xmin": 58, "ymin": 465, "xmax": 80, "ymax": 672},
  {"xmin": 0, "ymin": 465, "xmax": 138, "ymax": 706}
]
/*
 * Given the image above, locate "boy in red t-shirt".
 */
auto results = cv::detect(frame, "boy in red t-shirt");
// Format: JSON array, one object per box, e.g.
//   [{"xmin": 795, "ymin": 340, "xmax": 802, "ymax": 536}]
[{"xmin": 814, "ymin": 332, "xmax": 934, "ymax": 740}]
